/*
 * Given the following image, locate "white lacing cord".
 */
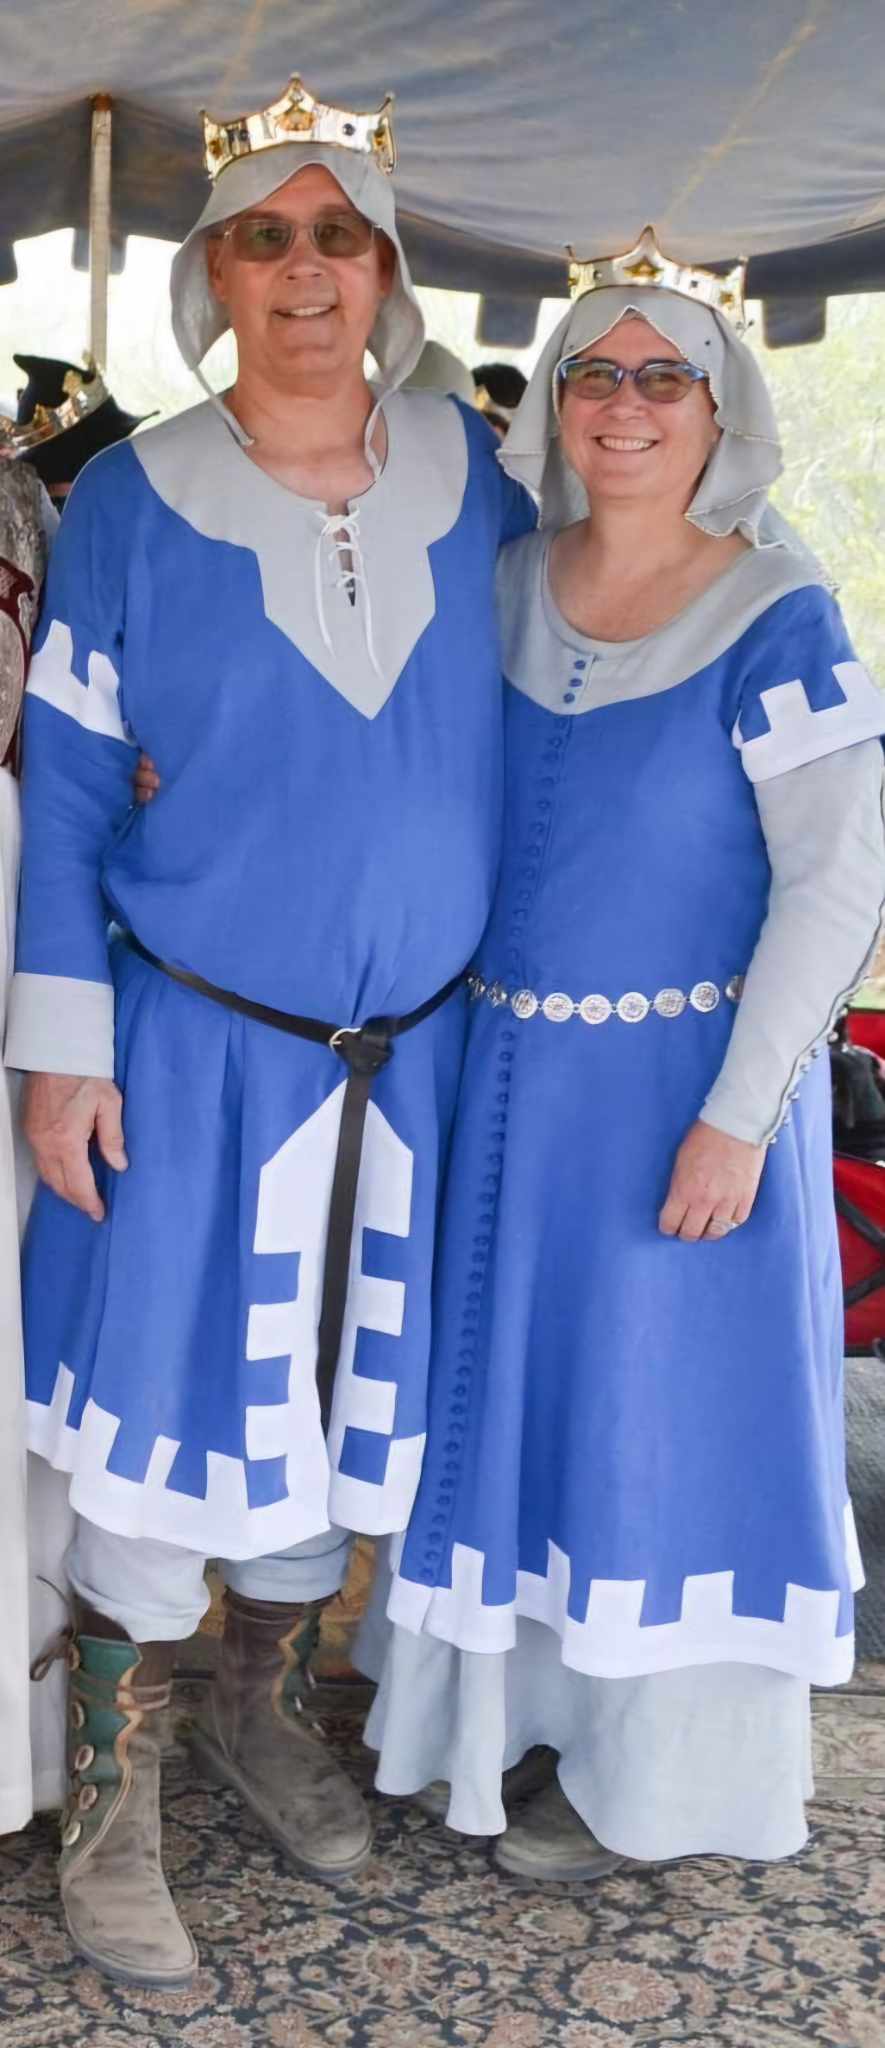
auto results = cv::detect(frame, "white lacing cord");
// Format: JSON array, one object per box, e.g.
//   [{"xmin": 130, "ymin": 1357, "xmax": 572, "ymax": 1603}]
[{"xmin": 313, "ymin": 508, "xmax": 382, "ymax": 678}]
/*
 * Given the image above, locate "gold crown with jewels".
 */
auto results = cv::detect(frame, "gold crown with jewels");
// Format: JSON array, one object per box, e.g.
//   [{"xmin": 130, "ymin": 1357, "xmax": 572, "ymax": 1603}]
[
  {"xmin": 567, "ymin": 225, "xmax": 746, "ymax": 328},
  {"xmin": 202, "ymin": 73, "xmax": 397, "ymax": 182},
  {"xmin": 0, "ymin": 364, "xmax": 109, "ymax": 459}
]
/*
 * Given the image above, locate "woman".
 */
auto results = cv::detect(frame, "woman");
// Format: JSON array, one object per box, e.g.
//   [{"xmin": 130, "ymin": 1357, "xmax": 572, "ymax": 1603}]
[{"xmin": 365, "ymin": 260, "xmax": 885, "ymax": 1871}]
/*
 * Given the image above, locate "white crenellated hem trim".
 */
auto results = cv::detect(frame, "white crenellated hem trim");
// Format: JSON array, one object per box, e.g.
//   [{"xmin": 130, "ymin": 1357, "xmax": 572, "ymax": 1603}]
[
  {"xmin": 26, "ymin": 1363, "xmax": 422, "ymax": 1560},
  {"xmin": 5, "ymin": 972, "xmax": 115, "ymax": 1078},
  {"xmin": 388, "ymin": 1518, "xmax": 858, "ymax": 1687}
]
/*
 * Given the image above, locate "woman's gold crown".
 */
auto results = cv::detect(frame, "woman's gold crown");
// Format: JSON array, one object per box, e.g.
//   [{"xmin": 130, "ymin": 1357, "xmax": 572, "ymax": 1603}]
[
  {"xmin": 202, "ymin": 74, "xmax": 397, "ymax": 183},
  {"xmin": 568, "ymin": 226, "xmax": 746, "ymax": 329}
]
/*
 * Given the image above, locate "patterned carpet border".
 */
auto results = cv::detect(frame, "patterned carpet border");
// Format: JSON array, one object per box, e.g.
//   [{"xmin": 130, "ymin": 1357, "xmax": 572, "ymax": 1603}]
[{"xmin": 1, "ymin": 1714, "xmax": 883, "ymax": 2048}]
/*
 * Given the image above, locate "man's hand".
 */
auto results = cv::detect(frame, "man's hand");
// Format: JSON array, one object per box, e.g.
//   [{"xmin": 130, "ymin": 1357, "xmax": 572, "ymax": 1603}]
[
  {"xmin": 134, "ymin": 753, "xmax": 161, "ymax": 804},
  {"xmin": 658, "ymin": 1119, "xmax": 765, "ymax": 1244},
  {"xmin": 23, "ymin": 1073, "xmax": 128, "ymax": 1222}
]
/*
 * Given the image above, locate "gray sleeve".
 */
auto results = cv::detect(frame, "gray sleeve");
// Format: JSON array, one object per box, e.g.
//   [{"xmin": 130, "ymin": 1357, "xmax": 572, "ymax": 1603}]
[{"xmin": 700, "ymin": 739, "xmax": 885, "ymax": 1146}]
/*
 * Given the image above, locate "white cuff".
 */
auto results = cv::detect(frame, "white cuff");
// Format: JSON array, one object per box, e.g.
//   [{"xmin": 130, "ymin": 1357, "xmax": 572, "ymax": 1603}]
[{"xmin": 5, "ymin": 972, "xmax": 115, "ymax": 1078}]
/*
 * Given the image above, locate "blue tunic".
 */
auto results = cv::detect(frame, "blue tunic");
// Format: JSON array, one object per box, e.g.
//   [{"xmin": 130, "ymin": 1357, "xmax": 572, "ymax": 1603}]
[
  {"xmin": 388, "ymin": 531, "xmax": 885, "ymax": 1685},
  {"xmin": 12, "ymin": 392, "xmax": 533, "ymax": 1557}
]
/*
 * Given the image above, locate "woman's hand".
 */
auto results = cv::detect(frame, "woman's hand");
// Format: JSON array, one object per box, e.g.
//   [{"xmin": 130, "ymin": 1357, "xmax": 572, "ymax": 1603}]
[
  {"xmin": 658, "ymin": 1119, "xmax": 766, "ymax": 1243},
  {"xmin": 133, "ymin": 753, "xmax": 161, "ymax": 804}
]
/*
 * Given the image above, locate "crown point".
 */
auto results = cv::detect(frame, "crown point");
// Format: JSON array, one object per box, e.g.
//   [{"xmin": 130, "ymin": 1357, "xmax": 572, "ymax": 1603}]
[
  {"xmin": 566, "ymin": 223, "xmax": 746, "ymax": 329},
  {"xmin": 200, "ymin": 72, "xmax": 397, "ymax": 182}
]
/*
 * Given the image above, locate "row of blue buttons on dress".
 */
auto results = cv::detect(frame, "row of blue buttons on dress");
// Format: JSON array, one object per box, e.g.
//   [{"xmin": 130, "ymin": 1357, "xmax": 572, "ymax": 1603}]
[
  {"xmin": 417, "ymin": 708, "xmax": 572, "ymax": 1587},
  {"xmin": 562, "ymin": 655, "xmax": 589, "ymax": 708}
]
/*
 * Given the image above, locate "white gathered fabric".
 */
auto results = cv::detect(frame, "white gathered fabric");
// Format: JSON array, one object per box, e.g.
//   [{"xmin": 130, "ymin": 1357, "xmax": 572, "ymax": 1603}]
[
  {"xmin": 313, "ymin": 506, "xmax": 382, "ymax": 677},
  {"xmin": 0, "ymin": 770, "xmax": 72, "ymax": 1826}
]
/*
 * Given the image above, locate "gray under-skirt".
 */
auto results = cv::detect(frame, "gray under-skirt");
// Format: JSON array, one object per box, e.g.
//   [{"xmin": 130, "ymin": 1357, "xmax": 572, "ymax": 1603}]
[{"xmin": 360, "ymin": 1595, "xmax": 814, "ymax": 1862}]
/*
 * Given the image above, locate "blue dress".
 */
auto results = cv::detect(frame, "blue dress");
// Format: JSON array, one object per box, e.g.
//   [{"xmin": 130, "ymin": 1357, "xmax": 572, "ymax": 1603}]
[
  {"xmin": 11, "ymin": 392, "xmax": 533, "ymax": 1558},
  {"xmin": 387, "ymin": 531, "xmax": 885, "ymax": 1686}
]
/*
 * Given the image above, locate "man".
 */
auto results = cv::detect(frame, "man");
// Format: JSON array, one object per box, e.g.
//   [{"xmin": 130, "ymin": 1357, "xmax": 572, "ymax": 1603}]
[{"xmin": 7, "ymin": 74, "xmax": 531, "ymax": 1986}]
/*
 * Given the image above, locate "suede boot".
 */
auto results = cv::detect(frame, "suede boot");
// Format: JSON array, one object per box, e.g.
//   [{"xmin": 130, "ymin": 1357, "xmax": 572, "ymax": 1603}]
[
  {"xmin": 494, "ymin": 1779, "xmax": 626, "ymax": 1881},
  {"xmin": 52, "ymin": 1604, "xmax": 198, "ymax": 1985},
  {"xmin": 188, "ymin": 1589, "xmax": 371, "ymax": 1879}
]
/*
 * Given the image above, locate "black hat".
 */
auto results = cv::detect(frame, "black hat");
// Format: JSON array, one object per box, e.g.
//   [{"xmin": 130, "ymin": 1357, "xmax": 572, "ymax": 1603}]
[
  {"xmin": 472, "ymin": 362, "xmax": 528, "ymax": 413},
  {"xmin": 12, "ymin": 353, "xmax": 146, "ymax": 490}
]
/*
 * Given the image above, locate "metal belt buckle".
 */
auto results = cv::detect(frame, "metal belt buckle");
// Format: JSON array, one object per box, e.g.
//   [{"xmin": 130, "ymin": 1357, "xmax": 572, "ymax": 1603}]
[{"xmin": 329, "ymin": 1026, "xmax": 362, "ymax": 1052}]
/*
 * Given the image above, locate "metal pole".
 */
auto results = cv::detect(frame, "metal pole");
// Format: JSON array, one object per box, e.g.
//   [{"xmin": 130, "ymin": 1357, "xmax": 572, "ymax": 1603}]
[{"xmin": 88, "ymin": 94, "xmax": 113, "ymax": 371}]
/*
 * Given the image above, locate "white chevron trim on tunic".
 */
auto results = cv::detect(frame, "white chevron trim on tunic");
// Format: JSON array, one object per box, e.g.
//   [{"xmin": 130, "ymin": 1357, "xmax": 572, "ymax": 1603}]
[
  {"xmin": 26, "ymin": 620, "xmax": 135, "ymax": 744},
  {"xmin": 734, "ymin": 660, "xmax": 885, "ymax": 781},
  {"xmin": 26, "ymin": 1087, "xmax": 423, "ymax": 1556},
  {"xmin": 387, "ymin": 1521, "xmax": 859, "ymax": 1685}
]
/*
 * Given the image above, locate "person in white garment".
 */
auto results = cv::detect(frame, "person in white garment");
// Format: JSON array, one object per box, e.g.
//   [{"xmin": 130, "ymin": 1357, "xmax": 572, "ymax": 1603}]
[
  {"xmin": 0, "ymin": 454, "xmax": 56, "ymax": 1835},
  {"xmin": 366, "ymin": 234, "xmax": 885, "ymax": 1878},
  {"xmin": 0, "ymin": 371, "xmax": 155, "ymax": 1837}
]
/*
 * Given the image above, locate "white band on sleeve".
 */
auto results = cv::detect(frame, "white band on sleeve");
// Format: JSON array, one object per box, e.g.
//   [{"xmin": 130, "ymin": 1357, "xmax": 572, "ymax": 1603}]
[
  {"xmin": 5, "ymin": 972, "xmax": 115, "ymax": 1078},
  {"xmin": 734, "ymin": 661, "xmax": 885, "ymax": 783}
]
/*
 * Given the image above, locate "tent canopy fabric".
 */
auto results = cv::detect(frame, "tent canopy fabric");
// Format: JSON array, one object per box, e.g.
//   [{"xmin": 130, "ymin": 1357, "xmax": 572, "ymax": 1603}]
[{"xmin": 0, "ymin": 0, "xmax": 884, "ymax": 325}]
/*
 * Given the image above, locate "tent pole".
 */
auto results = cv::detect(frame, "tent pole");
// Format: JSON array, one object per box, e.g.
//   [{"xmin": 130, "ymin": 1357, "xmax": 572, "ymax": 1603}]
[{"xmin": 88, "ymin": 94, "xmax": 113, "ymax": 371}]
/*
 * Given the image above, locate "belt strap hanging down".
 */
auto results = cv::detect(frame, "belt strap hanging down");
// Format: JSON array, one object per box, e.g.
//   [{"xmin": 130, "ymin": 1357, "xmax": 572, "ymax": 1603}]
[{"xmin": 121, "ymin": 933, "xmax": 460, "ymax": 1430}]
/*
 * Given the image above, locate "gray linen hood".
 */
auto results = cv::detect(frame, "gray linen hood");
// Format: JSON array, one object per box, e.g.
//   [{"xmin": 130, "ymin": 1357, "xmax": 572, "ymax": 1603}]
[{"xmin": 169, "ymin": 142, "xmax": 425, "ymax": 405}]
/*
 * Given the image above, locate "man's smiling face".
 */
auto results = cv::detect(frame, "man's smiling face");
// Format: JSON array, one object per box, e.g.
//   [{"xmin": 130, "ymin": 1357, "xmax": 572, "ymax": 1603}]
[{"xmin": 207, "ymin": 163, "xmax": 395, "ymax": 395}]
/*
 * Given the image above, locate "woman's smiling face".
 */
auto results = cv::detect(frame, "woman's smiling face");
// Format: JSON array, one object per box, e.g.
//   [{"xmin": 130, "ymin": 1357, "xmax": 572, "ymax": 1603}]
[{"xmin": 557, "ymin": 314, "xmax": 720, "ymax": 514}]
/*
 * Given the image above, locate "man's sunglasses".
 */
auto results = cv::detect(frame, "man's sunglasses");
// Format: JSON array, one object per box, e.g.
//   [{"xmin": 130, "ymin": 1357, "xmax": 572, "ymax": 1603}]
[
  {"xmin": 557, "ymin": 355, "xmax": 710, "ymax": 404},
  {"xmin": 221, "ymin": 211, "xmax": 376, "ymax": 264}
]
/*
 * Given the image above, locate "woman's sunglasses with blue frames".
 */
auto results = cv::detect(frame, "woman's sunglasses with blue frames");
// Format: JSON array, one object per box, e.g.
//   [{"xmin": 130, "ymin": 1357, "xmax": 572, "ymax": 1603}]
[{"xmin": 558, "ymin": 355, "xmax": 710, "ymax": 404}]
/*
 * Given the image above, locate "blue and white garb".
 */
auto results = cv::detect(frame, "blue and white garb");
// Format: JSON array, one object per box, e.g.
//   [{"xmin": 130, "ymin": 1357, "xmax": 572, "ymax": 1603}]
[
  {"xmin": 366, "ymin": 524, "xmax": 885, "ymax": 1858},
  {"xmin": 5, "ymin": 384, "xmax": 531, "ymax": 1560}
]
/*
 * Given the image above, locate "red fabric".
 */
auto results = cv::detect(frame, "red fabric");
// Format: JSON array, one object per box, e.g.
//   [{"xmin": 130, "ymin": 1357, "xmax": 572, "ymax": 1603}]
[
  {"xmin": 846, "ymin": 1009, "xmax": 885, "ymax": 1059},
  {"xmin": 835, "ymin": 1153, "xmax": 885, "ymax": 1348}
]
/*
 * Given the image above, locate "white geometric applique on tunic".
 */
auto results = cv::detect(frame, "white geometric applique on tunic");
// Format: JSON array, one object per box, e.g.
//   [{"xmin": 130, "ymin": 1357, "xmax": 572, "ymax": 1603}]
[
  {"xmin": 387, "ymin": 1504, "xmax": 863, "ymax": 1687},
  {"xmin": 734, "ymin": 659, "xmax": 885, "ymax": 781},
  {"xmin": 28, "ymin": 1084, "xmax": 421, "ymax": 1556},
  {"xmin": 248, "ymin": 1082, "xmax": 424, "ymax": 1538},
  {"xmin": 25, "ymin": 619, "xmax": 135, "ymax": 744}
]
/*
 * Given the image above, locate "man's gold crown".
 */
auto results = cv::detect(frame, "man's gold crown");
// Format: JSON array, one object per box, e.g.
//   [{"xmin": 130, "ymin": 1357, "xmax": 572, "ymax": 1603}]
[
  {"xmin": 567, "ymin": 226, "xmax": 746, "ymax": 329},
  {"xmin": 202, "ymin": 74, "xmax": 397, "ymax": 182}
]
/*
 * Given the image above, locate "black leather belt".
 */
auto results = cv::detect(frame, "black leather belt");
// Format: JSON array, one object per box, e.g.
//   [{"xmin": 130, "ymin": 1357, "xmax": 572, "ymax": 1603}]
[{"xmin": 121, "ymin": 932, "xmax": 462, "ymax": 1432}]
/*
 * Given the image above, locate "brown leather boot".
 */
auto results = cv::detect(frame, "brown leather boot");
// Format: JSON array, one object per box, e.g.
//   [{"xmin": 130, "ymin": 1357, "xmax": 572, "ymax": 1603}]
[
  {"xmin": 188, "ymin": 1589, "xmax": 372, "ymax": 1879},
  {"xmin": 54, "ymin": 1603, "xmax": 198, "ymax": 1986}
]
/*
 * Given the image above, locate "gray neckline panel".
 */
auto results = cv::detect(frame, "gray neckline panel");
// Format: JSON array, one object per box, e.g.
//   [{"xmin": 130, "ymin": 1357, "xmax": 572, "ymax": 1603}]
[
  {"xmin": 132, "ymin": 391, "xmax": 469, "ymax": 720},
  {"xmin": 496, "ymin": 528, "xmax": 821, "ymax": 717}
]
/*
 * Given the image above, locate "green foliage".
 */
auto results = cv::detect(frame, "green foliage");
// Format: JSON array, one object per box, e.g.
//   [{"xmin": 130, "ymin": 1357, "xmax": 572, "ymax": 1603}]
[{"xmin": 747, "ymin": 296, "xmax": 885, "ymax": 675}]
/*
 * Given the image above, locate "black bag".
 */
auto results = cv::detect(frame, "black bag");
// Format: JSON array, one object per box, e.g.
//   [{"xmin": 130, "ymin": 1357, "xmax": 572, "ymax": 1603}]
[{"xmin": 831, "ymin": 1038, "xmax": 885, "ymax": 1160}]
